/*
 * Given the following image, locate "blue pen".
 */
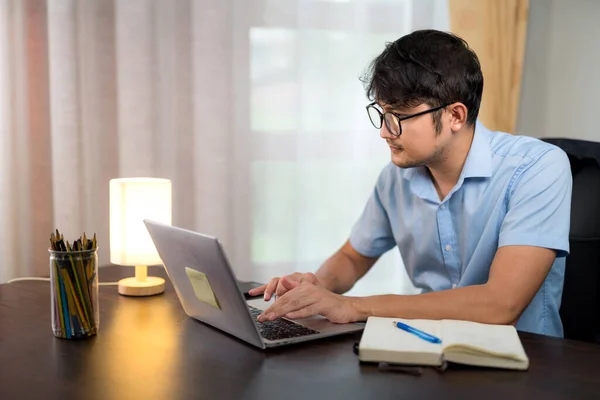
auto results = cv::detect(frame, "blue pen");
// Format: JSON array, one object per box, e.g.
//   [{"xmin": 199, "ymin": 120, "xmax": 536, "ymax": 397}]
[{"xmin": 392, "ymin": 321, "xmax": 442, "ymax": 344}]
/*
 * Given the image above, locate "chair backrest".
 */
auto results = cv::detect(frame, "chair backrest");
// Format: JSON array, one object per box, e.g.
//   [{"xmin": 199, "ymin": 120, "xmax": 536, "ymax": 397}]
[{"xmin": 543, "ymin": 138, "xmax": 600, "ymax": 343}]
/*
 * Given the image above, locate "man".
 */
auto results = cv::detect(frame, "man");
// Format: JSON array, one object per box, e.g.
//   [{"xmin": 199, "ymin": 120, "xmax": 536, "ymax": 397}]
[{"xmin": 249, "ymin": 29, "xmax": 572, "ymax": 337}]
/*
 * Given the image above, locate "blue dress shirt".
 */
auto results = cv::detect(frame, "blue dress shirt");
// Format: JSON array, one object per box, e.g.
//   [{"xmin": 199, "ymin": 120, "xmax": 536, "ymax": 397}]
[{"xmin": 349, "ymin": 121, "xmax": 572, "ymax": 337}]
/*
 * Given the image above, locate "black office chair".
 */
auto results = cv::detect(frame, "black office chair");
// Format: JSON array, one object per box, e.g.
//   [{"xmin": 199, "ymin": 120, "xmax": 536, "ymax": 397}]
[{"xmin": 543, "ymin": 138, "xmax": 600, "ymax": 344}]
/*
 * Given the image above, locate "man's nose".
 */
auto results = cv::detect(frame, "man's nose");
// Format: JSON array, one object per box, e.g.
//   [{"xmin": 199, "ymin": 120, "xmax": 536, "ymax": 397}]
[{"xmin": 380, "ymin": 124, "xmax": 395, "ymax": 139}]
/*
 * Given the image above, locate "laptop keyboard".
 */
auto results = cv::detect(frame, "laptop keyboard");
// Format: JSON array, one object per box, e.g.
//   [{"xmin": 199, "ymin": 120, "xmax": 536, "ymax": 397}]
[{"xmin": 248, "ymin": 305, "xmax": 319, "ymax": 341}]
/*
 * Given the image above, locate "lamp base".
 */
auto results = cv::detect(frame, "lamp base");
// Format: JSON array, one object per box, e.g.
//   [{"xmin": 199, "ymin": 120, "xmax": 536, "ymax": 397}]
[{"xmin": 118, "ymin": 276, "xmax": 165, "ymax": 297}]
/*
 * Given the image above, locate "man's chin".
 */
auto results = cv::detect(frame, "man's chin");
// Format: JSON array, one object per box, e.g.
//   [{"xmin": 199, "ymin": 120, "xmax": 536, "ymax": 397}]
[
  {"xmin": 392, "ymin": 152, "xmax": 414, "ymax": 168},
  {"xmin": 390, "ymin": 155, "xmax": 421, "ymax": 169}
]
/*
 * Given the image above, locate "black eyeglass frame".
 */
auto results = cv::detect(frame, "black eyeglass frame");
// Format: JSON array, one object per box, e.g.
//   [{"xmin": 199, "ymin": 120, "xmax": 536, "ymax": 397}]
[{"xmin": 366, "ymin": 102, "xmax": 450, "ymax": 136}]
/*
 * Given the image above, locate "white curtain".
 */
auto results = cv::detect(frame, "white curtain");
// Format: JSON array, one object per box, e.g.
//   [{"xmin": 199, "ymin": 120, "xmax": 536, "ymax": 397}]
[{"xmin": 0, "ymin": 0, "xmax": 449, "ymax": 296}]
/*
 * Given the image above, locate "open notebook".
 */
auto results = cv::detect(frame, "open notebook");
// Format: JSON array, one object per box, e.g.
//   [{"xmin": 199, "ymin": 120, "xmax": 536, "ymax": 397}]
[{"xmin": 358, "ymin": 317, "xmax": 529, "ymax": 370}]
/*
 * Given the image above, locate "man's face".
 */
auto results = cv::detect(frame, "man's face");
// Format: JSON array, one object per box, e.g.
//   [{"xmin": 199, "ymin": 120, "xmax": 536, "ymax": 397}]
[{"xmin": 379, "ymin": 103, "xmax": 450, "ymax": 168}]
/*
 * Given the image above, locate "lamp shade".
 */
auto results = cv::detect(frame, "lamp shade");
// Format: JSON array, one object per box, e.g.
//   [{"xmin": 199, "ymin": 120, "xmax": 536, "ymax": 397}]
[{"xmin": 110, "ymin": 178, "xmax": 172, "ymax": 266}]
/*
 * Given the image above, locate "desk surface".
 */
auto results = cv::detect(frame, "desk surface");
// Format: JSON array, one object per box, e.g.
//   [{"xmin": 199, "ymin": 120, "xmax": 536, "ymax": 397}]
[{"xmin": 1, "ymin": 266, "xmax": 599, "ymax": 399}]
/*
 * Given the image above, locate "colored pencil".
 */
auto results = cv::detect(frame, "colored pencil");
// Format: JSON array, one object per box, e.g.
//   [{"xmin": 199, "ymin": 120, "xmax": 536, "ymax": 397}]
[{"xmin": 50, "ymin": 229, "xmax": 98, "ymax": 338}]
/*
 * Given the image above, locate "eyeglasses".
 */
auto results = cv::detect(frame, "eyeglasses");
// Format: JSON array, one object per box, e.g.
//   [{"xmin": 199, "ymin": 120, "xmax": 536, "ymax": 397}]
[{"xmin": 366, "ymin": 102, "xmax": 449, "ymax": 137}]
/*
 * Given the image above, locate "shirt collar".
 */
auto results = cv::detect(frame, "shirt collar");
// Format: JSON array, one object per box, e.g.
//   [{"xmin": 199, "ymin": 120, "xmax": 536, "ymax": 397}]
[{"xmin": 461, "ymin": 120, "xmax": 493, "ymax": 179}]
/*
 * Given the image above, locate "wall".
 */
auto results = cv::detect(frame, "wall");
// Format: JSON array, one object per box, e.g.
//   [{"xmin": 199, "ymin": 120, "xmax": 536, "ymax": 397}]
[{"xmin": 517, "ymin": 0, "xmax": 600, "ymax": 141}]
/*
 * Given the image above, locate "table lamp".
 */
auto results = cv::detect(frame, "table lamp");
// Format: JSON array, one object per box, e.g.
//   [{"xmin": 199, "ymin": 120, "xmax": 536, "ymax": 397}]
[{"xmin": 109, "ymin": 177, "xmax": 172, "ymax": 296}]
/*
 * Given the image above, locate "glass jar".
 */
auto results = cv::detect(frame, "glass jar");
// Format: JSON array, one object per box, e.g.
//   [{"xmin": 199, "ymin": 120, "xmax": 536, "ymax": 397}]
[{"xmin": 49, "ymin": 248, "xmax": 99, "ymax": 339}]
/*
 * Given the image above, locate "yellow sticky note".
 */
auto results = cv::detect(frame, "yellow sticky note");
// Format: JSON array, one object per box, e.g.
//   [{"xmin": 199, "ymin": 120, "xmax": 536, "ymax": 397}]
[{"xmin": 185, "ymin": 267, "xmax": 220, "ymax": 310}]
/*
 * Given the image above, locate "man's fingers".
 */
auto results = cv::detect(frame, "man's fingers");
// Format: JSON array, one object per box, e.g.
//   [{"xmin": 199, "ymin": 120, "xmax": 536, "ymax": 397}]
[
  {"xmin": 248, "ymin": 284, "xmax": 267, "ymax": 296},
  {"xmin": 275, "ymin": 276, "xmax": 301, "ymax": 296},
  {"xmin": 282, "ymin": 276, "xmax": 301, "ymax": 290},
  {"xmin": 251, "ymin": 273, "xmax": 314, "ymax": 300},
  {"xmin": 274, "ymin": 283, "xmax": 286, "ymax": 298},
  {"xmin": 263, "ymin": 277, "xmax": 280, "ymax": 301},
  {"xmin": 258, "ymin": 291, "xmax": 315, "ymax": 322}
]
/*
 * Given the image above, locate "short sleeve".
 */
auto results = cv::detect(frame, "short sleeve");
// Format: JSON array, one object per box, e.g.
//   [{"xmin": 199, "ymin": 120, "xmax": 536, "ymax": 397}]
[
  {"xmin": 349, "ymin": 175, "xmax": 396, "ymax": 258},
  {"xmin": 499, "ymin": 148, "xmax": 572, "ymax": 257}
]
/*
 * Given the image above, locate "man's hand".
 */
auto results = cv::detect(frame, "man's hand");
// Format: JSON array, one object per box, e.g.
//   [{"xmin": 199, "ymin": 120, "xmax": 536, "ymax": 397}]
[
  {"xmin": 256, "ymin": 281, "xmax": 359, "ymax": 324},
  {"xmin": 248, "ymin": 272, "xmax": 322, "ymax": 301}
]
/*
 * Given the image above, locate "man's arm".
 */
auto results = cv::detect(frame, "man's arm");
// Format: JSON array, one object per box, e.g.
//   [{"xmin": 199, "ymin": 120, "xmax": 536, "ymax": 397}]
[
  {"xmin": 350, "ymin": 146, "xmax": 571, "ymax": 323},
  {"xmin": 350, "ymin": 245, "xmax": 556, "ymax": 324},
  {"xmin": 316, "ymin": 240, "xmax": 379, "ymax": 294}
]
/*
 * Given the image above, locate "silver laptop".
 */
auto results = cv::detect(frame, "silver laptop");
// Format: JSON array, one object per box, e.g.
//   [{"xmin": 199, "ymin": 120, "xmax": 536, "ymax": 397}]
[{"xmin": 144, "ymin": 219, "xmax": 364, "ymax": 349}]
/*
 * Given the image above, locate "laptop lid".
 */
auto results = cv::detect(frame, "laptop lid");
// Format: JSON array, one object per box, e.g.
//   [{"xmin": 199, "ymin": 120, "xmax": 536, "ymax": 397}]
[{"xmin": 143, "ymin": 219, "xmax": 266, "ymax": 349}]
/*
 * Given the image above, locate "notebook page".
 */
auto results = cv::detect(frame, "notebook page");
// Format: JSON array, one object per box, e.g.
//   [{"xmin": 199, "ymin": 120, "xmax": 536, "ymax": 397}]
[
  {"xmin": 440, "ymin": 319, "xmax": 528, "ymax": 361},
  {"xmin": 359, "ymin": 317, "xmax": 443, "ymax": 365}
]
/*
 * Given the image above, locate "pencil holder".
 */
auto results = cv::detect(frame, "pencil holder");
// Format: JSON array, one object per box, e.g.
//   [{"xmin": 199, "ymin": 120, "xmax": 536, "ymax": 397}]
[{"xmin": 49, "ymin": 248, "xmax": 99, "ymax": 339}]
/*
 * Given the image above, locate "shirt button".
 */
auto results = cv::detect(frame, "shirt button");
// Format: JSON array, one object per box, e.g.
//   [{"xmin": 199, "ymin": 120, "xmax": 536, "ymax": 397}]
[
  {"xmin": 440, "ymin": 204, "xmax": 445, "ymax": 209},
  {"xmin": 445, "ymin": 244, "xmax": 452, "ymax": 252},
  {"xmin": 452, "ymin": 283, "xmax": 457, "ymax": 289}
]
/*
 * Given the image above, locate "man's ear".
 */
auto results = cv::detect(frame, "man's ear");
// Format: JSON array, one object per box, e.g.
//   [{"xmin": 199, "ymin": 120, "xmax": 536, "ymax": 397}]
[{"xmin": 447, "ymin": 102, "xmax": 468, "ymax": 132}]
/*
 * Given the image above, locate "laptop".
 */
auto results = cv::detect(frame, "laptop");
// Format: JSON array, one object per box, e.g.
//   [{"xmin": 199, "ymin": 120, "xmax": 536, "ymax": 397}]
[{"xmin": 143, "ymin": 219, "xmax": 364, "ymax": 349}]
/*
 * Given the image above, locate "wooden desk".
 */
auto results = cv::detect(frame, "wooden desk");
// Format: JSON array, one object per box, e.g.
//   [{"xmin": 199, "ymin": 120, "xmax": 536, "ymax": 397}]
[{"xmin": 1, "ymin": 266, "xmax": 599, "ymax": 399}]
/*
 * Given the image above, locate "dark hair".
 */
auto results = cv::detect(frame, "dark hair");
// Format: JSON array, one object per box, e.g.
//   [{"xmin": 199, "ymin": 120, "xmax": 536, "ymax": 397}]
[{"xmin": 362, "ymin": 29, "xmax": 483, "ymax": 128}]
